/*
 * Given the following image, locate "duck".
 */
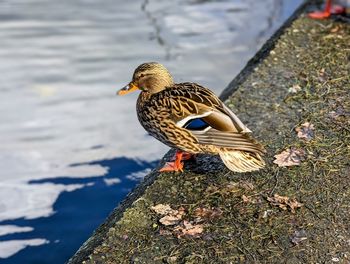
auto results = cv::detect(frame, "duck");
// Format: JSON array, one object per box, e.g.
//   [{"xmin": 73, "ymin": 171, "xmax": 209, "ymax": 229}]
[{"xmin": 117, "ymin": 62, "xmax": 265, "ymax": 173}]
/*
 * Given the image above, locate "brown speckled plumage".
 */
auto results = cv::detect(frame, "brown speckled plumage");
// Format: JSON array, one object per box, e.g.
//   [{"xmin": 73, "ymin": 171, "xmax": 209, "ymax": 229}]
[{"xmin": 119, "ymin": 62, "xmax": 266, "ymax": 172}]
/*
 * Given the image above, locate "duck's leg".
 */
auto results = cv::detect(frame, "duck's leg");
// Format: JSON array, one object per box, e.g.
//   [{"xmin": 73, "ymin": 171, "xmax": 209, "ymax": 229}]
[
  {"xmin": 308, "ymin": 0, "xmax": 345, "ymax": 19},
  {"xmin": 174, "ymin": 152, "xmax": 194, "ymax": 161},
  {"xmin": 159, "ymin": 150, "xmax": 193, "ymax": 172}
]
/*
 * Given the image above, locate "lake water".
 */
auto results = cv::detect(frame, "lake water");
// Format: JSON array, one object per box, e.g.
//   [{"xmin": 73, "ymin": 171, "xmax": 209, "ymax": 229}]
[{"xmin": 0, "ymin": 0, "xmax": 302, "ymax": 263}]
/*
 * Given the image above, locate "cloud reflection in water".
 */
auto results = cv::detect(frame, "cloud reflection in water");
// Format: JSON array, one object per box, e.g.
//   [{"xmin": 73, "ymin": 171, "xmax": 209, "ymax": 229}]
[{"xmin": 0, "ymin": 157, "xmax": 158, "ymax": 263}]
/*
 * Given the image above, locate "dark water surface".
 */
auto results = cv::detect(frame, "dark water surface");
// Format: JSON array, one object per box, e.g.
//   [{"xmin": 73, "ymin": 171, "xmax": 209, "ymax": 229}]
[{"xmin": 0, "ymin": 0, "xmax": 302, "ymax": 263}]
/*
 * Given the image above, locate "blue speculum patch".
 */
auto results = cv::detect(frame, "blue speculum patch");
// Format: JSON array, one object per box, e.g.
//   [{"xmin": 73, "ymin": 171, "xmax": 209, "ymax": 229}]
[{"xmin": 184, "ymin": 118, "xmax": 210, "ymax": 130}]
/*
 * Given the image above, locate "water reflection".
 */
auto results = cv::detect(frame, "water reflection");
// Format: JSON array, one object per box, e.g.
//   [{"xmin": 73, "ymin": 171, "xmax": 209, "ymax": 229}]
[
  {"xmin": 0, "ymin": 0, "xmax": 302, "ymax": 262},
  {"xmin": 0, "ymin": 157, "xmax": 157, "ymax": 263}
]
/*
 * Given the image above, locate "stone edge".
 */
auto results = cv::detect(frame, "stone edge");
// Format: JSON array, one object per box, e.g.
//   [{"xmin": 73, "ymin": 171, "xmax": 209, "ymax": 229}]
[{"xmin": 67, "ymin": 1, "xmax": 311, "ymax": 263}]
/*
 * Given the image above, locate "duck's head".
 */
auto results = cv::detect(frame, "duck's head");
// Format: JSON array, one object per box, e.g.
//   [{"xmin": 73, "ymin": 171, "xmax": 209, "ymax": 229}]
[{"xmin": 118, "ymin": 62, "xmax": 174, "ymax": 95}]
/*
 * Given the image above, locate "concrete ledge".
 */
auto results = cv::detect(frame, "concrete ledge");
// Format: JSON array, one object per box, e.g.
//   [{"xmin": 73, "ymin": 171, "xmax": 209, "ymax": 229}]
[{"xmin": 68, "ymin": 2, "xmax": 350, "ymax": 263}]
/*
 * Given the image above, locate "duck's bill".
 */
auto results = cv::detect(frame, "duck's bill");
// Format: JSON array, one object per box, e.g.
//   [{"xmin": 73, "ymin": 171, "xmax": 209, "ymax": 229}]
[{"xmin": 117, "ymin": 83, "xmax": 139, "ymax": 95}]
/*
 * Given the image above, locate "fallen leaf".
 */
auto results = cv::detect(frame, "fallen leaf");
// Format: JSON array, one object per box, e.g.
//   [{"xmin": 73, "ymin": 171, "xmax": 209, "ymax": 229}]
[
  {"xmin": 288, "ymin": 199, "xmax": 304, "ymax": 213},
  {"xmin": 193, "ymin": 207, "xmax": 222, "ymax": 221},
  {"xmin": 288, "ymin": 84, "xmax": 302, "ymax": 93},
  {"xmin": 268, "ymin": 194, "xmax": 288, "ymax": 211},
  {"xmin": 151, "ymin": 204, "xmax": 176, "ymax": 215},
  {"xmin": 159, "ymin": 215, "xmax": 182, "ymax": 226},
  {"xmin": 267, "ymin": 194, "xmax": 303, "ymax": 213},
  {"xmin": 151, "ymin": 204, "xmax": 185, "ymax": 226},
  {"xmin": 273, "ymin": 148, "xmax": 306, "ymax": 167},
  {"xmin": 159, "ymin": 229, "xmax": 172, "ymax": 236},
  {"xmin": 174, "ymin": 220, "xmax": 204, "ymax": 238},
  {"xmin": 295, "ymin": 122, "xmax": 315, "ymax": 141},
  {"xmin": 291, "ymin": 229, "xmax": 307, "ymax": 245}
]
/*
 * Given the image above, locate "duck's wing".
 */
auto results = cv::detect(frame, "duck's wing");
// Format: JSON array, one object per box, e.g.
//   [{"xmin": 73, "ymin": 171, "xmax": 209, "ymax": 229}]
[{"xmin": 155, "ymin": 83, "xmax": 265, "ymax": 155}]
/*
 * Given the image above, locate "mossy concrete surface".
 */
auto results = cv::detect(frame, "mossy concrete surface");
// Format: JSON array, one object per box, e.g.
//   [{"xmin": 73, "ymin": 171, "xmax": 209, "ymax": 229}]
[{"xmin": 69, "ymin": 8, "xmax": 350, "ymax": 264}]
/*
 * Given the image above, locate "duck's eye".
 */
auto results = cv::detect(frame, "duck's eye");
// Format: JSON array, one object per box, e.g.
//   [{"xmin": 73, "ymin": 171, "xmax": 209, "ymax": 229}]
[{"xmin": 139, "ymin": 74, "xmax": 145, "ymax": 78}]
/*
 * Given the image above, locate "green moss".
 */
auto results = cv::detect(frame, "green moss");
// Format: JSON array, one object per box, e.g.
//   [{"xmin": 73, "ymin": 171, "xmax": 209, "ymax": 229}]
[
  {"xmin": 116, "ymin": 198, "xmax": 154, "ymax": 231},
  {"xmin": 82, "ymin": 16, "xmax": 350, "ymax": 264}
]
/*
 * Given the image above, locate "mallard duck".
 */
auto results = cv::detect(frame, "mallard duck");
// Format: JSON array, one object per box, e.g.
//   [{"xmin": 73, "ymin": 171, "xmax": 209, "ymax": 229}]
[{"xmin": 117, "ymin": 62, "xmax": 265, "ymax": 173}]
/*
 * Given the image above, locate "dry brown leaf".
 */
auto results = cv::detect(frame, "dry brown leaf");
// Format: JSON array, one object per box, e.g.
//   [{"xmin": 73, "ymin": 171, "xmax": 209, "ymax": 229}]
[
  {"xmin": 268, "ymin": 194, "xmax": 289, "ymax": 210},
  {"xmin": 295, "ymin": 122, "xmax": 314, "ymax": 141},
  {"xmin": 193, "ymin": 207, "xmax": 222, "ymax": 221},
  {"xmin": 151, "ymin": 204, "xmax": 185, "ymax": 226},
  {"xmin": 151, "ymin": 204, "xmax": 176, "ymax": 215},
  {"xmin": 273, "ymin": 194, "xmax": 289, "ymax": 203},
  {"xmin": 174, "ymin": 220, "xmax": 204, "ymax": 238},
  {"xmin": 268, "ymin": 195, "xmax": 288, "ymax": 210},
  {"xmin": 273, "ymin": 148, "xmax": 306, "ymax": 167},
  {"xmin": 267, "ymin": 194, "xmax": 303, "ymax": 213},
  {"xmin": 159, "ymin": 215, "xmax": 182, "ymax": 226},
  {"xmin": 288, "ymin": 199, "xmax": 303, "ymax": 213},
  {"xmin": 288, "ymin": 84, "xmax": 302, "ymax": 93}
]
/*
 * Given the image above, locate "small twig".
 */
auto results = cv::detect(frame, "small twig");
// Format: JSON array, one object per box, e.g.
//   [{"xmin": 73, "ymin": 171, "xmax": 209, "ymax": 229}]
[{"xmin": 269, "ymin": 168, "xmax": 280, "ymax": 195}]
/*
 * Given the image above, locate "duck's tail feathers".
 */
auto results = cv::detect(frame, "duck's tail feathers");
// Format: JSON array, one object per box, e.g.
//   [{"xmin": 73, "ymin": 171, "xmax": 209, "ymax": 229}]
[{"xmin": 219, "ymin": 150, "xmax": 265, "ymax": 172}]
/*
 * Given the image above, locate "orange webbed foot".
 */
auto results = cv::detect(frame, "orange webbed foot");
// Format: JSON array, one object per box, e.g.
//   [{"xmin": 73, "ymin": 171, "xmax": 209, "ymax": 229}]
[
  {"xmin": 159, "ymin": 150, "xmax": 193, "ymax": 173},
  {"xmin": 308, "ymin": 11, "xmax": 331, "ymax": 19},
  {"xmin": 159, "ymin": 161, "xmax": 184, "ymax": 172}
]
